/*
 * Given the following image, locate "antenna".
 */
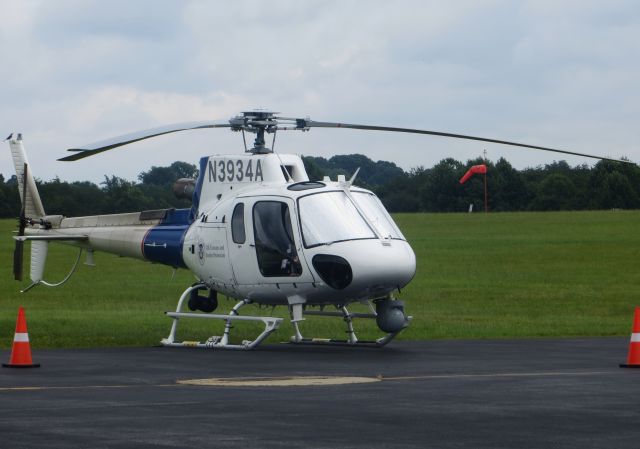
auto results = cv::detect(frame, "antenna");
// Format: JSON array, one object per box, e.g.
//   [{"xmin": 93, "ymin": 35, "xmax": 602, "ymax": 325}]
[{"xmin": 347, "ymin": 167, "xmax": 361, "ymax": 187}]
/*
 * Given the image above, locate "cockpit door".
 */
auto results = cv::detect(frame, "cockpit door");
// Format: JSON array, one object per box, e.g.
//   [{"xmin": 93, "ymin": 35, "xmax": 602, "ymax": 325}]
[{"xmin": 228, "ymin": 197, "xmax": 314, "ymax": 285}]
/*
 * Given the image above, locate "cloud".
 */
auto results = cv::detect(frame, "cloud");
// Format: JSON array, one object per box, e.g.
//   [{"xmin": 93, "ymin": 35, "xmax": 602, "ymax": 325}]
[{"xmin": 0, "ymin": 0, "xmax": 638, "ymax": 183}]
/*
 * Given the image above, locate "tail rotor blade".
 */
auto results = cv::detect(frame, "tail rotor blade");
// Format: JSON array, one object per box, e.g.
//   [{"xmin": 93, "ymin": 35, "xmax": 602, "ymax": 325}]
[
  {"xmin": 19, "ymin": 163, "xmax": 27, "ymax": 235},
  {"xmin": 14, "ymin": 163, "xmax": 28, "ymax": 281},
  {"xmin": 13, "ymin": 240, "xmax": 24, "ymax": 281}
]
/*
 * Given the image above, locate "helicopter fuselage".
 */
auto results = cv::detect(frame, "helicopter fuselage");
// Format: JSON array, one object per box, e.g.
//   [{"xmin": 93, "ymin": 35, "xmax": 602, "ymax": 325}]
[
  {"xmin": 184, "ymin": 185, "xmax": 415, "ymax": 307},
  {"xmin": 185, "ymin": 153, "xmax": 416, "ymax": 307}
]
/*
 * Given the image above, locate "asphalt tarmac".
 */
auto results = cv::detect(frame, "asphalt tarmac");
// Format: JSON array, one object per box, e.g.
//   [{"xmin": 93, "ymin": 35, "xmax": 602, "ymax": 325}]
[{"xmin": 0, "ymin": 337, "xmax": 638, "ymax": 448}]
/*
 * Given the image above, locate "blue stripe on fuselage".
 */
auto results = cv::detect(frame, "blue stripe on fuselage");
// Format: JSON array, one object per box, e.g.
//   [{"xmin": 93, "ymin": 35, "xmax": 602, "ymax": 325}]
[{"xmin": 142, "ymin": 209, "xmax": 192, "ymax": 268}]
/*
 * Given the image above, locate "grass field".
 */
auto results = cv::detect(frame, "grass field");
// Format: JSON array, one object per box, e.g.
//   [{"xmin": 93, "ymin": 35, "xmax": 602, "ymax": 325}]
[{"xmin": 1, "ymin": 211, "xmax": 639, "ymax": 349}]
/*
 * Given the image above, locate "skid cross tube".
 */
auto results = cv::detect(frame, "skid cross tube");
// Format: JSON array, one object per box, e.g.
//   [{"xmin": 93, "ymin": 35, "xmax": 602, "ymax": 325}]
[{"xmin": 161, "ymin": 284, "xmax": 282, "ymax": 350}]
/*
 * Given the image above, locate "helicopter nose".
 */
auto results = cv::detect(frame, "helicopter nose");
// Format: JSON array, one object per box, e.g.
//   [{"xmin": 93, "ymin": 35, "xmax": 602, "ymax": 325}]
[
  {"xmin": 348, "ymin": 240, "xmax": 416, "ymax": 295},
  {"xmin": 309, "ymin": 240, "xmax": 416, "ymax": 296}
]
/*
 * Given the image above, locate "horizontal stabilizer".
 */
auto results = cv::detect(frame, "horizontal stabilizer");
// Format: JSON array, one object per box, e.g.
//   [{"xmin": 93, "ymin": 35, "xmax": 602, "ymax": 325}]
[{"xmin": 14, "ymin": 235, "xmax": 88, "ymax": 242}]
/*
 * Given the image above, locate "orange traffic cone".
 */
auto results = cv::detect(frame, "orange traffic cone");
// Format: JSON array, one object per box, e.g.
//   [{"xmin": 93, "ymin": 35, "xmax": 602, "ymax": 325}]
[
  {"xmin": 620, "ymin": 306, "xmax": 640, "ymax": 368},
  {"xmin": 3, "ymin": 306, "xmax": 40, "ymax": 368}
]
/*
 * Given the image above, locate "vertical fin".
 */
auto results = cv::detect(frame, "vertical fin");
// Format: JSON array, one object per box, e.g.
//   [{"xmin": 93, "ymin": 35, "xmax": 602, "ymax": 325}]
[{"xmin": 8, "ymin": 134, "xmax": 46, "ymax": 218}]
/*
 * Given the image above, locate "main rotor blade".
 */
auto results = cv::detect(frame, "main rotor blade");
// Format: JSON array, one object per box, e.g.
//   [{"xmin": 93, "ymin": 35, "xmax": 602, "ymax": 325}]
[
  {"xmin": 304, "ymin": 120, "xmax": 634, "ymax": 165},
  {"xmin": 59, "ymin": 121, "xmax": 231, "ymax": 161}
]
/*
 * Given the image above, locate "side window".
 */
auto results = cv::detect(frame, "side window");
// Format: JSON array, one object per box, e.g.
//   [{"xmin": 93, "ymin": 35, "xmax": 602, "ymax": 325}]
[
  {"xmin": 231, "ymin": 203, "xmax": 245, "ymax": 244},
  {"xmin": 253, "ymin": 201, "xmax": 302, "ymax": 277}
]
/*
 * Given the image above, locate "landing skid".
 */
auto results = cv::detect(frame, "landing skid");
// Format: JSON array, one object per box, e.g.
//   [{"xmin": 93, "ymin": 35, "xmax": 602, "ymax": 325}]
[
  {"xmin": 289, "ymin": 305, "xmax": 412, "ymax": 348},
  {"xmin": 161, "ymin": 284, "xmax": 282, "ymax": 350}
]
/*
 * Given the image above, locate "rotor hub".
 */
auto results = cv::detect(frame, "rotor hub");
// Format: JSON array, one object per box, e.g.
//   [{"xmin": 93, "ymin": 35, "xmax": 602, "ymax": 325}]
[{"xmin": 229, "ymin": 110, "xmax": 309, "ymax": 154}]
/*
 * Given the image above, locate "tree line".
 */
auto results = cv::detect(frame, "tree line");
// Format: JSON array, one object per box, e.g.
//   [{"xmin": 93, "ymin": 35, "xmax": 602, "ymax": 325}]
[
  {"xmin": 0, "ymin": 161, "xmax": 197, "ymax": 218},
  {"xmin": 0, "ymin": 155, "xmax": 638, "ymax": 219},
  {"xmin": 304, "ymin": 155, "xmax": 640, "ymax": 213}
]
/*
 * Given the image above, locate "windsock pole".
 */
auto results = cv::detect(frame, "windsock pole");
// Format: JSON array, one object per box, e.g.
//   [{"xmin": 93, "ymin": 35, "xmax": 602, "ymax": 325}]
[{"xmin": 484, "ymin": 172, "xmax": 488, "ymax": 213}]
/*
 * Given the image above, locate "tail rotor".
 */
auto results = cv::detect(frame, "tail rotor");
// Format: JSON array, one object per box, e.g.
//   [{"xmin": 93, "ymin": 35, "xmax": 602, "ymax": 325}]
[{"xmin": 13, "ymin": 163, "xmax": 28, "ymax": 281}]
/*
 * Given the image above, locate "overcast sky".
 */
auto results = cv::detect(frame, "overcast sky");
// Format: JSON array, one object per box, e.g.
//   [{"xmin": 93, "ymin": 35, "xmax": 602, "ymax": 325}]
[{"xmin": 1, "ymin": 0, "xmax": 638, "ymax": 183}]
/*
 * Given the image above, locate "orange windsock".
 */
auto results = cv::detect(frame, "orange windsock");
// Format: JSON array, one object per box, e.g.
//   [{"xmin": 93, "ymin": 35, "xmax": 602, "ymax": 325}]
[
  {"xmin": 3, "ymin": 306, "xmax": 40, "ymax": 368},
  {"xmin": 620, "ymin": 306, "xmax": 640, "ymax": 368},
  {"xmin": 459, "ymin": 164, "xmax": 487, "ymax": 184}
]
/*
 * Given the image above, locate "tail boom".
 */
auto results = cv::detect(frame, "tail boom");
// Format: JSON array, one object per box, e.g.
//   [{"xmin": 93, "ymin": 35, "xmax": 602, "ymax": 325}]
[{"xmin": 23, "ymin": 209, "xmax": 190, "ymax": 267}]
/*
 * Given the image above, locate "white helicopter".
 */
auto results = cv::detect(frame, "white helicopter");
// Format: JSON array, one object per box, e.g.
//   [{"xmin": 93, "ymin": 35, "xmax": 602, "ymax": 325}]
[{"xmin": 6, "ymin": 111, "xmax": 631, "ymax": 349}]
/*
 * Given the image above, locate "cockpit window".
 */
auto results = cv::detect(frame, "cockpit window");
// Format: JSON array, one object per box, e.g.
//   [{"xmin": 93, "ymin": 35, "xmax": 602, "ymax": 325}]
[
  {"xmin": 298, "ymin": 192, "xmax": 376, "ymax": 248},
  {"xmin": 253, "ymin": 201, "xmax": 302, "ymax": 277},
  {"xmin": 352, "ymin": 192, "xmax": 405, "ymax": 240}
]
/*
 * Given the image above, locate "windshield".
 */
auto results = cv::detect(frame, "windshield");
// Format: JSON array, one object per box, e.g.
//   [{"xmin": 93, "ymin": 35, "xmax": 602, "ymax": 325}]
[
  {"xmin": 352, "ymin": 192, "xmax": 405, "ymax": 240},
  {"xmin": 298, "ymin": 191, "xmax": 376, "ymax": 247}
]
